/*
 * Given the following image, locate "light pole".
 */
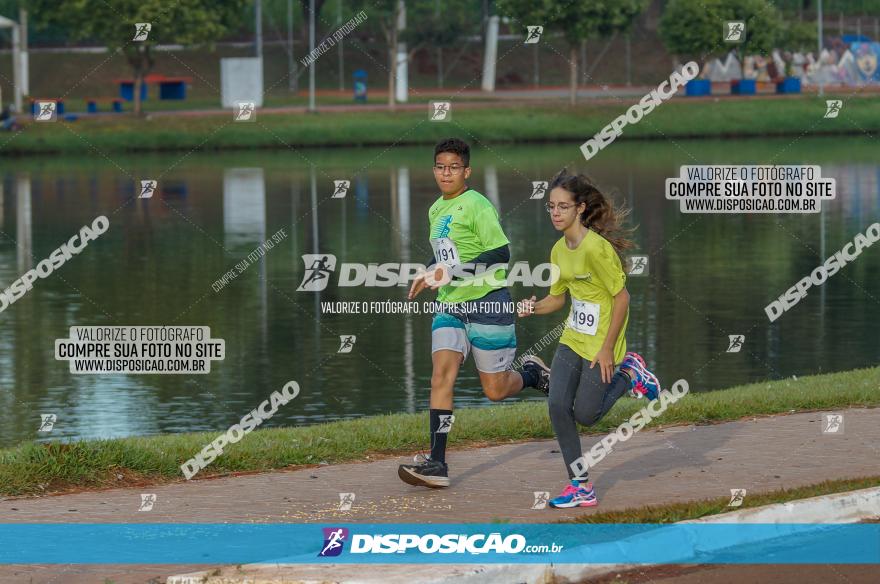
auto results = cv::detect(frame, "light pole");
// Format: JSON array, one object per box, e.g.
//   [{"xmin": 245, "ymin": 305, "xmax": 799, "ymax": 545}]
[
  {"xmin": 817, "ymin": 0, "xmax": 824, "ymax": 97},
  {"xmin": 309, "ymin": 0, "xmax": 316, "ymax": 111}
]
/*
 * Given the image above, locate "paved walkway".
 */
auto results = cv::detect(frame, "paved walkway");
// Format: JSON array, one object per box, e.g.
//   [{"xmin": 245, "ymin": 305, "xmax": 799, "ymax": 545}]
[{"xmin": 2, "ymin": 407, "xmax": 878, "ymax": 583}]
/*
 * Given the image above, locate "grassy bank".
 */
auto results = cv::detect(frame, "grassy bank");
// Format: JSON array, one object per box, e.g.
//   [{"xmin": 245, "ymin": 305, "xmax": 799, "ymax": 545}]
[
  {"xmin": 1, "ymin": 367, "xmax": 877, "ymax": 497},
  {"xmin": 2, "ymin": 93, "xmax": 876, "ymax": 155},
  {"xmin": 569, "ymin": 475, "xmax": 880, "ymax": 524}
]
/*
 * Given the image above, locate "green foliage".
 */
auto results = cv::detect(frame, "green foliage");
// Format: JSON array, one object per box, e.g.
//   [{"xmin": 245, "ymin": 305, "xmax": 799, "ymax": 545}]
[
  {"xmin": 496, "ymin": 0, "xmax": 648, "ymax": 46},
  {"xmin": 27, "ymin": 0, "xmax": 248, "ymax": 48},
  {"xmin": 660, "ymin": 0, "xmax": 728, "ymax": 60},
  {"xmin": 403, "ymin": 0, "xmax": 480, "ymax": 50},
  {"xmin": 780, "ymin": 20, "xmax": 818, "ymax": 52},
  {"xmin": 661, "ymin": 0, "xmax": 783, "ymax": 69}
]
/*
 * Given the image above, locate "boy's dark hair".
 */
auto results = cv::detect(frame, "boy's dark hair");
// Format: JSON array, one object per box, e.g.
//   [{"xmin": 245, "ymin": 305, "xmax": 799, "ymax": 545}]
[{"xmin": 434, "ymin": 138, "xmax": 470, "ymax": 167}]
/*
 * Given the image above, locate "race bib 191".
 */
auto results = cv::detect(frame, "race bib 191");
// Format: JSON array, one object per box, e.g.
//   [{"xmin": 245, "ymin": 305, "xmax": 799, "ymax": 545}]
[
  {"xmin": 569, "ymin": 298, "xmax": 600, "ymax": 335},
  {"xmin": 430, "ymin": 237, "xmax": 460, "ymax": 266}
]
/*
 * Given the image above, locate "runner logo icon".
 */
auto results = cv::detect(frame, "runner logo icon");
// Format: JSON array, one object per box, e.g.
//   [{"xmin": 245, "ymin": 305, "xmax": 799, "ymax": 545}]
[
  {"xmin": 530, "ymin": 181, "xmax": 548, "ymax": 199},
  {"xmin": 436, "ymin": 414, "xmax": 455, "ymax": 434},
  {"xmin": 297, "ymin": 254, "xmax": 338, "ymax": 291},
  {"xmin": 726, "ymin": 335, "xmax": 744, "ymax": 353},
  {"xmin": 525, "ymin": 26, "xmax": 543, "ymax": 44},
  {"xmin": 319, "ymin": 527, "xmax": 349, "ymax": 557},
  {"xmin": 332, "ymin": 180, "xmax": 350, "ymax": 198}
]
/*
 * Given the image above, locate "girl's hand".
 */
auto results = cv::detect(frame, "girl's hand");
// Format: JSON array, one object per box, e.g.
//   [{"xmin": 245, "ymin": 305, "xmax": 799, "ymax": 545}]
[
  {"xmin": 590, "ymin": 347, "xmax": 615, "ymax": 384},
  {"xmin": 517, "ymin": 295, "xmax": 536, "ymax": 317}
]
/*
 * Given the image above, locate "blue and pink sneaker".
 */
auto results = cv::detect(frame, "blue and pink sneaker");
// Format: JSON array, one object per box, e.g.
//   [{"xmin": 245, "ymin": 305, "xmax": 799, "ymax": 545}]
[
  {"xmin": 620, "ymin": 351, "xmax": 661, "ymax": 401},
  {"xmin": 549, "ymin": 481, "xmax": 598, "ymax": 508}
]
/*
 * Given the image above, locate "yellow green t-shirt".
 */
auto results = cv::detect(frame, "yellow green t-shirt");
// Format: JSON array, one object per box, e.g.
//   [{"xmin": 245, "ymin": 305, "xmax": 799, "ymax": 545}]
[
  {"xmin": 549, "ymin": 230, "xmax": 628, "ymax": 363},
  {"xmin": 428, "ymin": 189, "xmax": 510, "ymax": 303}
]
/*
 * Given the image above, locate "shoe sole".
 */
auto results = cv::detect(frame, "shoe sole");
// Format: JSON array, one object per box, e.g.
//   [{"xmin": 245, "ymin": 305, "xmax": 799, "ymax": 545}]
[
  {"xmin": 549, "ymin": 498, "xmax": 598, "ymax": 508},
  {"xmin": 398, "ymin": 465, "xmax": 450, "ymax": 488}
]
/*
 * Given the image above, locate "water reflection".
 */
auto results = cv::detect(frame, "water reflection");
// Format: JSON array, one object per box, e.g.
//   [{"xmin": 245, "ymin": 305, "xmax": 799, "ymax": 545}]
[{"xmin": 0, "ymin": 138, "xmax": 877, "ymax": 447}]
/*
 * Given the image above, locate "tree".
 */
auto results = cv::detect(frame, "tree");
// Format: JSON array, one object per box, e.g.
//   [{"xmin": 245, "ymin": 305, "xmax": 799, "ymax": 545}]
[
  {"xmin": 497, "ymin": 0, "xmax": 648, "ymax": 105},
  {"xmin": 29, "ymin": 0, "xmax": 247, "ymax": 115},
  {"xmin": 659, "ymin": 0, "xmax": 727, "ymax": 67},
  {"xmin": 660, "ymin": 0, "xmax": 782, "ymax": 79},
  {"xmin": 717, "ymin": 0, "xmax": 782, "ymax": 74},
  {"xmin": 404, "ymin": 0, "xmax": 479, "ymax": 89}
]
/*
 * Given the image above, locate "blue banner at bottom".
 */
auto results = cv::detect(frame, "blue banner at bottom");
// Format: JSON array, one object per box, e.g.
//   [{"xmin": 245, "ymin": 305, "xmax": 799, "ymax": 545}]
[{"xmin": 1, "ymin": 523, "xmax": 878, "ymax": 564}]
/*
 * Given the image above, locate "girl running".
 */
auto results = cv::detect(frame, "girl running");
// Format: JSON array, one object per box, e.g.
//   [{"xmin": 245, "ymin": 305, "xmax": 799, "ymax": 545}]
[{"xmin": 518, "ymin": 169, "xmax": 660, "ymax": 509}]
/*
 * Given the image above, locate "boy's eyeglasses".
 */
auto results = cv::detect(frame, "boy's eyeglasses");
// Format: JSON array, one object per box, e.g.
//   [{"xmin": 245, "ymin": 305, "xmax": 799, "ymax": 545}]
[
  {"xmin": 433, "ymin": 164, "xmax": 466, "ymax": 175},
  {"xmin": 545, "ymin": 202, "xmax": 577, "ymax": 213}
]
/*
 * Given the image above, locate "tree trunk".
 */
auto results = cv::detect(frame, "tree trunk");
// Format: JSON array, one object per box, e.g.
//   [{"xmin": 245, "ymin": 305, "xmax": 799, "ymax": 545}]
[
  {"xmin": 133, "ymin": 71, "xmax": 144, "ymax": 116},
  {"xmin": 569, "ymin": 45, "xmax": 578, "ymax": 106}
]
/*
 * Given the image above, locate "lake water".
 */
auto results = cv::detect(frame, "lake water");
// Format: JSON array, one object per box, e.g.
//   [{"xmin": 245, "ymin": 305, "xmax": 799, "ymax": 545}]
[{"xmin": 0, "ymin": 137, "xmax": 878, "ymax": 448}]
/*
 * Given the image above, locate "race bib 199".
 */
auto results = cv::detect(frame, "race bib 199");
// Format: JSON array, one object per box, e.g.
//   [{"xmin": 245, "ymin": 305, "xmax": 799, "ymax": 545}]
[
  {"xmin": 569, "ymin": 299, "xmax": 600, "ymax": 335},
  {"xmin": 430, "ymin": 237, "xmax": 460, "ymax": 266}
]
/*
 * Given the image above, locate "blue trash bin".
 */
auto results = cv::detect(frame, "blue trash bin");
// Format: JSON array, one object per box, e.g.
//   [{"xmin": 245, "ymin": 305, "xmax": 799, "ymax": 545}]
[
  {"xmin": 119, "ymin": 81, "xmax": 148, "ymax": 102},
  {"xmin": 731, "ymin": 79, "xmax": 756, "ymax": 95},
  {"xmin": 776, "ymin": 77, "xmax": 801, "ymax": 94},
  {"xmin": 353, "ymin": 69, "xmax": 367, "ymax": 103},
  {"xmin": 685, "ymin": 79, "xmax": 711, "ymax": 96}
]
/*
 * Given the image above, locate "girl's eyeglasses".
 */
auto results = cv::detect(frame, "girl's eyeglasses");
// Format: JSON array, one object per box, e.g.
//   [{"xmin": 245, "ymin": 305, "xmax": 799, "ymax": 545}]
[{"xmin": 545, "ymin": 202, "xmax": 577, "ymax": 213}]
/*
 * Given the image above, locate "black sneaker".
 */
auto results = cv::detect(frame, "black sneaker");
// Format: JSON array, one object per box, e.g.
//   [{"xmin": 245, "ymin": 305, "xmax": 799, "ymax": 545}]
[
  {"xmin": 398, "ymin": 459, "xmax": 449, "ymax": 488},
  {"xmin": 521, "ymin": 355, "xmax": 550, "ymax": 396}
]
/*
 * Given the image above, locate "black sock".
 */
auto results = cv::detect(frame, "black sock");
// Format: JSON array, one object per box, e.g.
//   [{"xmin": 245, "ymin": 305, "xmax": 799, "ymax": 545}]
[
  {"xmin": 429, "ymin": 408, "xmax": 453, "ymax": 464},
  {"xmin": 519, "ymin": 367, "xmax": 539, "ymax": 389}
]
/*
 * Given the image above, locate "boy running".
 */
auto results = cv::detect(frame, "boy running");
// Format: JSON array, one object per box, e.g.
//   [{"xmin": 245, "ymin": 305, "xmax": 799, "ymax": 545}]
[{"xmin": 397, "ymin": 138, "xmax": 548, "ymax": 488}]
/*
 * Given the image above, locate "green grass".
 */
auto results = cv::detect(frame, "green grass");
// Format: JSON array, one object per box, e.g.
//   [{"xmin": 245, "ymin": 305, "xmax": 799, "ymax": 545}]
[
  {"xmin": 566, "ymin": 475, "xmax": 880, "ymax": 524},
  {"xmin": 1, "ymin": 367, "xmax": 877, "ymax": 497},
  {"xmin": 3, "ymin": 93, "xmax": 876, "ymax": 155}
]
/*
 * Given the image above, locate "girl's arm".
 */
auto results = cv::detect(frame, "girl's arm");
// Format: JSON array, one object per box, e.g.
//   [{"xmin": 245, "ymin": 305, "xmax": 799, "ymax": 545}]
[
  {"xmin": 592, "ymin": 287, "xmax": 630, "ymax": 383},
  {"xmin": 517, "ymin": 293, "xmax": 566, "ymax": 317}
]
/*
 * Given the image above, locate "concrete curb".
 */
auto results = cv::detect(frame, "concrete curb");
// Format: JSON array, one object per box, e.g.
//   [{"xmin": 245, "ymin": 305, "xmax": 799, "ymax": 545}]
[{"xmin": 166, "ymin": 486, "xmax": 880, "ymax": 584}]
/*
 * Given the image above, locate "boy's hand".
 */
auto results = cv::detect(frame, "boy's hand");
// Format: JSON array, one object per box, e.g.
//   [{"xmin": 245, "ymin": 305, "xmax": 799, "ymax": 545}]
[
  {"xmin": 408, "ymin": 272, "xmax": 429, "ymax": 300},
  {"xmin": 409, "ymin": 264, "xmax": 450, "ymax": 299}
]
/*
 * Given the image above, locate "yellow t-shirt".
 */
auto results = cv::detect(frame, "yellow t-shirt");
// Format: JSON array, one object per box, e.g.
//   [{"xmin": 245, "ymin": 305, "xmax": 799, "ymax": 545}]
[{"xmin": 549, "ymin": 230, "xmax": 628, "ymax": 363}]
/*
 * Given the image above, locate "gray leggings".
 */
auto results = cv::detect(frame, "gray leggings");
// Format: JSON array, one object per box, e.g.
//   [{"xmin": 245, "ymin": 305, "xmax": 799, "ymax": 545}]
[{"xmin": 548, "ymin": 343, "xmax": 631, "ymax": 481}]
